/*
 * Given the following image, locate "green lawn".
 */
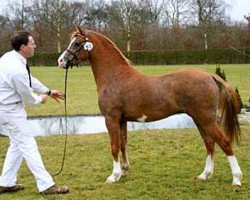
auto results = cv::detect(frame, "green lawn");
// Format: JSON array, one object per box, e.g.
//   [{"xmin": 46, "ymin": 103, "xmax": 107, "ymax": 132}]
[
  {"xmin": 0, "ymin": 125, "xmax": 249, "ymax": 199},
  {"xmin": 27, "ymin": 64, "xmax": 250, "ymax": 117}
]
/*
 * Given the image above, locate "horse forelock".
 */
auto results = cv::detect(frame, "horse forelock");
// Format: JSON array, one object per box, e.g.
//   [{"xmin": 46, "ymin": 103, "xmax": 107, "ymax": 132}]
[
  {"xmin": 70, "ymin": 31, "xmax": 78, "ymax": 40},
  {"xmin": 70, "ymin": 31, "xmax": 83, "ymax": 40}
]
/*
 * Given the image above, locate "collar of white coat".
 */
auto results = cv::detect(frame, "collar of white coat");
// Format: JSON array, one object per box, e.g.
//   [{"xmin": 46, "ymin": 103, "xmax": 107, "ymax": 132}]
[{"xmin": 12, "ymin": 50, "xmax": 27, "ymax": 67}]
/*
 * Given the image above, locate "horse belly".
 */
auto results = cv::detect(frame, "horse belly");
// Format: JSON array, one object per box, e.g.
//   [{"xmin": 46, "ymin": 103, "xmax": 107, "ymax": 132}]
[
  {"xmin": 118, "ymin": 80, "xmax": 181, "ymax": 122},
  {"xmin": 123, "ymin": 97, "xmax": 179, "ymax": 122}
]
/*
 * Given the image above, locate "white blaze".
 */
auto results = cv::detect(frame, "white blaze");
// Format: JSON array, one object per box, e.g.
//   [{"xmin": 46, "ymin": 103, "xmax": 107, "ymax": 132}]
[{"xmin": 57, "ymin": 38, "xmax": 76, "ymax": 67}]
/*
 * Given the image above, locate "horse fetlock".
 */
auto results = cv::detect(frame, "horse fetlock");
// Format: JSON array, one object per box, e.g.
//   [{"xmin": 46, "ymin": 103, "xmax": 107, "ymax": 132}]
[
  {"xmin": 122, "ymin": 167, "xmax": 130, "ymax": 176},
  {"xmin": 122, "ymin": 163, "xmax": 130, "ymax": 171}
]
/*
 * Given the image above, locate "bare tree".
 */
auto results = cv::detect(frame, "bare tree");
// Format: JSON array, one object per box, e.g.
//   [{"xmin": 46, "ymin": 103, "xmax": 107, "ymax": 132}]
[
  {"xmin": 190, "ymin": 0, "xmax": 228, "ymax": 49},
  {"xmin": 107, "ymin": 0, "xmax": 157, "ymax": 53},
  {"xmin": 164, "ymin": 0, "xmax": 190, "ymax": 27},
  {"xmin": 137, "ymin": 0, "xmax": 165, "ymax": 50},
  {"xmin": 123, "ymin": 0, "xmax": 135, "ymax": 54},
  {"xmin": 191, "ymin": 0, "xmax": 228, "ymax": 26},
  {"xmin": 0, "ymin": 0, "xmax": 249, "ymax": 54},
  {"xmin": 0, "ymin": 14, "xmax": 12, "ymax": 52},
  {"xmin": 244, "ymin": 15, "xmax": 250, "ymax": 29},
  {"xmin": 141, "ymin": 0, "xmax": 165, "ymax": 24},
  {"xmin": 106, "ymin": 0, "xmax": 138, "ymax": 53},
  {"xmin": 78, "ymin": 0, "xmax": 108, "ymax": 31},
  {"xmin": 27, "ymin": 0, "xmax": 81, "ymax": 52},
  {"xmin": 5, "ymin": 0, "xmax": 33, "ymax": 29}
]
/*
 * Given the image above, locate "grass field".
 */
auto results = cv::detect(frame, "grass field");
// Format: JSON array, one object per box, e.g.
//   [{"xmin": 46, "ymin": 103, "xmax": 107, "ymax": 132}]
[
  {"xmin": 26, "ymin": 64, "xmax": 250, "ymax": 117},
  {"xmin": 0, "ymin": 125, "xmax": 249, "ymax": 199}
]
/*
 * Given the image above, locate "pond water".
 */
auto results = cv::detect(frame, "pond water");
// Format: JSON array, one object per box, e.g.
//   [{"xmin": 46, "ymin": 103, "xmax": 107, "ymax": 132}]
[
  {"xmin": 0, "ymin": 114, "xmax": 196, "ymax": 136},
  {"xmin": 1, "ymin": 111, "xmax": 249, "ymax": 137}
]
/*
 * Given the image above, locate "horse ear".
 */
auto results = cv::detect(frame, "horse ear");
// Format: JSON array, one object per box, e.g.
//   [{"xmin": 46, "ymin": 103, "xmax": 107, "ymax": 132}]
[{"xmin": 77, "ymin": 26, "xmax": 85, "ymax": 36}]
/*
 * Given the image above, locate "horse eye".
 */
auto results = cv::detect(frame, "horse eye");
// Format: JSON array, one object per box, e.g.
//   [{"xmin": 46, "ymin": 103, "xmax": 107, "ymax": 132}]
[{"xmin": 75, "ymin": 42, "xmax": 80, "ymax": 47}]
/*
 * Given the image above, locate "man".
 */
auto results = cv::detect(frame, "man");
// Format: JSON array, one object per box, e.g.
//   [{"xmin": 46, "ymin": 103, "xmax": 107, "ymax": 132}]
[{"xmin": 0, "ymin": 30, "xmax": 69, "ymax": 195}]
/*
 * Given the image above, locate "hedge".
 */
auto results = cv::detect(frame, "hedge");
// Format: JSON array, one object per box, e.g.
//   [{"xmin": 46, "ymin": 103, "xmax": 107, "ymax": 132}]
[
  {"xmin": 29, "ymin": 52, "xmax": 61, "ymax": 66},
  {"xmin": 125, "ymin": 49, "xmax": 250, "ymax": 65},
  {"xmin": 1, "ymin": 49, "xmax": 250, "ymax": 66}
]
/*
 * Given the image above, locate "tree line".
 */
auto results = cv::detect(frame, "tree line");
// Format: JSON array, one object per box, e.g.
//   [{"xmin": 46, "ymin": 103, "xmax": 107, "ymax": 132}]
[{"xmin": 0, "ymin": 0, "xmax": 249, "ymax": 56}]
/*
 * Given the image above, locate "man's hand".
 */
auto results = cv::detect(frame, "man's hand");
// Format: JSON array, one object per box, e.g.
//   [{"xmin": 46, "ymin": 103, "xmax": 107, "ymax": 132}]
[
  {"xmin": 48, "ymin": 90, "xmax": 65, "ymax": 103},
  {"xmin": 41, "ymin": 94, "xmax": 49, "ymax": 104}
]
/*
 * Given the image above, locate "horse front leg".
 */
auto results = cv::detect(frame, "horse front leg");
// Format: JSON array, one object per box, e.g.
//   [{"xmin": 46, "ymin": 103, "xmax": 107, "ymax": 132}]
[
  {"xmin": 105, "ymin": 116, "xmax": 123, "ymax": 183},
  {"xmin": 120, "ymin": 121, "xmax": 130, "ymax": 175}
]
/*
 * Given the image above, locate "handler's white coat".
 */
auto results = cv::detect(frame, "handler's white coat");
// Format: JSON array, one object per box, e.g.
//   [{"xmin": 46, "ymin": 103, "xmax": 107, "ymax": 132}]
[{"xmin": 0, "ymin": 50, "xmax": 54, "ymax": 192}]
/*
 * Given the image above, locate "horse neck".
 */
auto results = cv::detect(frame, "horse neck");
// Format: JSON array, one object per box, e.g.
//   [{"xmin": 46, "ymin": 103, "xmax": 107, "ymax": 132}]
[{"xmin": 89, "ymin": 37, "xmax": 132, "ymax": 90}]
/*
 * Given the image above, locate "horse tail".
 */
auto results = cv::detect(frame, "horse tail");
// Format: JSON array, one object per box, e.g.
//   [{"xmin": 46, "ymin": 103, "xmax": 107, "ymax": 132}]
[{"xmin": 211, "ymin": 74, "xmax": 241, "ymax": 144}]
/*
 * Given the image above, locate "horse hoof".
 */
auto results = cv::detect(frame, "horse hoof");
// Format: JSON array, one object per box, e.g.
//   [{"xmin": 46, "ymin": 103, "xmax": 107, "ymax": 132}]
[
  {"xmin": 232, "ymin": 183, "xmax": 241, "ymax": 187},
  {"xmin": 105, "ymin": 173, "xmax": 122, "ymax": 183},
  {"xmin": 197, "ymin": 175, "xmax": 207, "ymax": 180},
  {"xmin": 105, "ymin": 178, "xmax": 115, "ymax": 184},
  {"xmin": 122, "ymin": 170, "xmax": 129, "ymax": 176},
  {"xmin": 197, "ymin": 171, "xmax": 212, "ymax": 180},
  {"xmin": 232, "ymin": 181, "xmax": 241, "ymax": 187},
  {"xmin": 232, "ymin": 172, "xmax": 242, "ymax": 186}
]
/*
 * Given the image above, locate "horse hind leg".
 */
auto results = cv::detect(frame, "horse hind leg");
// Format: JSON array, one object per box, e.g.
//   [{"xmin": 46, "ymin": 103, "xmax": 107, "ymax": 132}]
[
  {"xmin": 105, "ymin": 116, "xmax": 123, "ymax": 183},
  {"xmin": 120, "ymin": 121, "xmax": 130, "ymax": 175},
  {"xmin": 198, "ymin": 122, "xmax": 242, "ymax": 186},
  {"xmin": 197, "ymin": 129, "xmax": 215, "ymax": 180}
]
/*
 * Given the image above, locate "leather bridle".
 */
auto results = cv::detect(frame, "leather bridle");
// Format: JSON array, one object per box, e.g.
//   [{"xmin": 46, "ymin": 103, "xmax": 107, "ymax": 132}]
[{"xmin": 65, "ymin": 34, "xmax": 91, "ymax": 68}]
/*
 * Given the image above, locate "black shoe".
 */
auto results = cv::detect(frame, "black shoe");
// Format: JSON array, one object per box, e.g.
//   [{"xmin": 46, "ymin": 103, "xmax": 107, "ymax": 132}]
[
  {"xmin": 40, "ymin": 184, "xmax": 69, "ymax": 195},
  {"xmin": 0, "ymin": 184, "xmax": 24, "ymax": 193}
]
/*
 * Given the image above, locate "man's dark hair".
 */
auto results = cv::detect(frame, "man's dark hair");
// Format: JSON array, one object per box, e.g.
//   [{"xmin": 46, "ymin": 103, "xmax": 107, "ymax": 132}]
[{"xmin": 11, "ymin": 30, "xmax": 32, "ymax": 51}]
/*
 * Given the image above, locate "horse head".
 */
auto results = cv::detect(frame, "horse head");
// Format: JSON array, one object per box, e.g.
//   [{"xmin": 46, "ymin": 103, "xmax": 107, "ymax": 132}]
[{"xmin": 58, "ymin": 26, "xmax": 93, "ymax": 69}]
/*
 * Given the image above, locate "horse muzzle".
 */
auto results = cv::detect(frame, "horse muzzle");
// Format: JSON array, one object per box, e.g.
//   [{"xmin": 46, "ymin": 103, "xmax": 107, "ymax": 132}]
[{"xmin": 58, "ymin": 52, "xmax": 71, "ymax": 69}]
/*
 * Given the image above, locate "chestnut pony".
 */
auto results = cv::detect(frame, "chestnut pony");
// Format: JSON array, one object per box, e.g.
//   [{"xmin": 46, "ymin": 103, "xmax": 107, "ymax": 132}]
[{"xmin": 58, "ymin": 27, "xmax": 243, "ymax": 186}]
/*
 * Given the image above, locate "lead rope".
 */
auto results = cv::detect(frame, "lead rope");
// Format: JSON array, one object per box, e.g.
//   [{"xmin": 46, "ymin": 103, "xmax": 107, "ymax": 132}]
[{"xmin": 52, "ymin": 68, "xmax": 69, "ymax": 177}]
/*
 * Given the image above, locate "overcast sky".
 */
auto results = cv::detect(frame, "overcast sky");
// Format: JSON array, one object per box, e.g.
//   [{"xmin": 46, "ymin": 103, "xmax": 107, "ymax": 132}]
[{"xmin": 225, "ymin": 0, "xmax": 250, "ymax": 21}]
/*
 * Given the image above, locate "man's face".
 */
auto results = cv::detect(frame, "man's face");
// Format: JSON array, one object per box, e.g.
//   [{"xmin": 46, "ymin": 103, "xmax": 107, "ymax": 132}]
[{"xmin": 21, "ymin": 36, "xmax": 36, "ymax": 58}]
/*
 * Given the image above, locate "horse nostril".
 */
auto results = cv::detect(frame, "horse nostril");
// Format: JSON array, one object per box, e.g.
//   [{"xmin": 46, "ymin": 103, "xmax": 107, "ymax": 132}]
[
  {"xmin": 58, "ymin": 51, "xmax": 70, "ymax": 68},
  {"xmin": 58, "ymin": 58, "xmax": 65, "ymax": 67}
]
